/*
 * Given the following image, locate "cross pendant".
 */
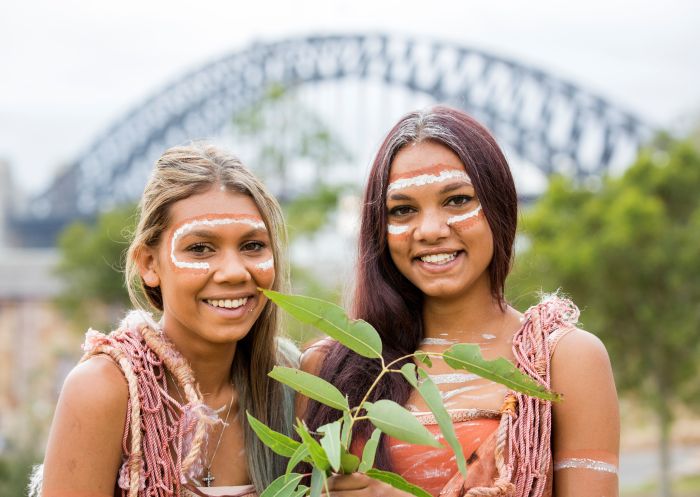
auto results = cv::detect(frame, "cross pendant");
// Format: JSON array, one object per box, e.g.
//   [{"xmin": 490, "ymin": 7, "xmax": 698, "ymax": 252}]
[{"xmin": 202, "ymin": 469, "xmax": 215, "ymax": 487}]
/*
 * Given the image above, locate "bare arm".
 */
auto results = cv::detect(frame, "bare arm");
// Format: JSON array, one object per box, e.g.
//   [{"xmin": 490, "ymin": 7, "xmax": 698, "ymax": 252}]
[
  {"xmin": 42, "ymin": 355, "xmax": 128, "ymax": 497},
  {"xmin": 551, "ymin": 329, "xmax": 620, "ymax": 497},
  {"xmin": 296, "ymin": 338, "xmax": 333, "ymax": 419}
]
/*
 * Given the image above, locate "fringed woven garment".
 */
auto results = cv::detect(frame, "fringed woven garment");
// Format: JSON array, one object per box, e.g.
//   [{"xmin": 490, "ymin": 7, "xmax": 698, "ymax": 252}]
[
  {"xmin": 81, "ymin": 310, "xmax": 221, "ymax": 497},
  {"xmin": 407, "ymin": 295, "xmax": 579, "ymax": 497}
]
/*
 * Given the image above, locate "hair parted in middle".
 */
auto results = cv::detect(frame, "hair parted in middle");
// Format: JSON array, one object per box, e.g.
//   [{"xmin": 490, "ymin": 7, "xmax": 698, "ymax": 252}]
[
  {"xmin": 124, "ymin": 142, "xmax": 293, "ymax": 492},
  {"xmin": 303, "ymin": 106, "xmax": 518, "ymax": 471}
]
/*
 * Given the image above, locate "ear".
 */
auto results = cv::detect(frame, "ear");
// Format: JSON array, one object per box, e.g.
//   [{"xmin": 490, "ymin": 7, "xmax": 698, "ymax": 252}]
[{"xmin": 135, "ymin": 246, "xmax": 161, "ymax": 288}]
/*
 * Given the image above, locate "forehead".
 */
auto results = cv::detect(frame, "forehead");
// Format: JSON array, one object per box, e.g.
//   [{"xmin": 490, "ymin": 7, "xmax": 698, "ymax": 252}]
[
  {"xmin": 167, "ymin": 187, "xmax": 263, "ymax": 228},
  {"xmin": 389, "ymin": 141, "xmax": 465, "ymax": 180}
]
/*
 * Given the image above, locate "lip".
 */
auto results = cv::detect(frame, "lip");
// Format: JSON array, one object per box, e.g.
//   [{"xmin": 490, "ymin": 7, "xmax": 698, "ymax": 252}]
[
  {"xmin": 413, "ymin": 248, "xmax": 462, "ymax": 259},
  {"xmin": 202, "ymin": 293, "xmax": 256, "ymax": 318},
  {"xmin": 414, "ymin": 250, "xmax": 464, "ymax": 274}
]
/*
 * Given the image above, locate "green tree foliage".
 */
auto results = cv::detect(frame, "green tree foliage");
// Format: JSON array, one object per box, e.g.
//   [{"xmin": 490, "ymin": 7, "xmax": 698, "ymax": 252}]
[
  {"xmin": 54, "ymin": 204, "xmax": 136, "ymax": 330},
  {"xmin": 232, "ymin": 83, "xmax": 353, "ymax": 194},
  {"xmin": 508, "ymin": 138, "xmax": 700, "ymax": 496}
]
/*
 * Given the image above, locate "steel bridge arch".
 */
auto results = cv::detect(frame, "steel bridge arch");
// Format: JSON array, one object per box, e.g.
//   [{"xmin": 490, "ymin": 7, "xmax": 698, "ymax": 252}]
[{"xmin": 29, "ymin": 33, "xmax": 652, "ymax": 224}]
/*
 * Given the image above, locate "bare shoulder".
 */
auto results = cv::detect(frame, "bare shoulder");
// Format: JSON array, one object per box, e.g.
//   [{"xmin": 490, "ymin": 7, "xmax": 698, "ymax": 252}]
[
  {"xmin": 551, "ymin": 327, "xmax": 613, "ymax": 385},
  {"xmin": 550, "ymin": 327, "xmax": 620, "ymax": 459},
  {"xmin": 296, "ymin": 338, "xmax": 335, "ymax": 418},
  {"xmin": 65, "ymin": 354, "xmax": 128, "ymax": 404},
  {"xmin": 42, "ymin": 354, "xmax": 128, "ymax": 495},
  {"xmin": 299, "ymin": 337, "xmax": 336, "ymax": 375}
]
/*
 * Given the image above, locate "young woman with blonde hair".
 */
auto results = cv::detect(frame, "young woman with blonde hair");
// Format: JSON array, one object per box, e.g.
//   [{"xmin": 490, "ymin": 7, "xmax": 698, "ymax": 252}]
[{"xmin": 40, "ymin": 143, "xmax": 296, "ymax": 497}]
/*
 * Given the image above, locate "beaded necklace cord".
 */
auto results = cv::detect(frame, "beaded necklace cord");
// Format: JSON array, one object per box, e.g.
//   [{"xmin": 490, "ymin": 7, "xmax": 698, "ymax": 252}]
[{"xmin": 169, "ymin": 370, "xmax": 236, "ymax": 487}]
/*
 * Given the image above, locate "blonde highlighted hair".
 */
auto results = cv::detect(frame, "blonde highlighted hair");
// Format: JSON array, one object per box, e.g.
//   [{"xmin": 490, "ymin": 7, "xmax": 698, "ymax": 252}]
[{"xmin": 124, "ymin": 142, "xmax": 294, "ymax": 491}]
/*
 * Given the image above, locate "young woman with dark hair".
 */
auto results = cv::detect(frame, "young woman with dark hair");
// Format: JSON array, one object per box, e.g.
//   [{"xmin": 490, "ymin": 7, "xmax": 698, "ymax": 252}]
[{"xmin": 302, "ymin": 107, "xmax": 619, "ymax": 497}]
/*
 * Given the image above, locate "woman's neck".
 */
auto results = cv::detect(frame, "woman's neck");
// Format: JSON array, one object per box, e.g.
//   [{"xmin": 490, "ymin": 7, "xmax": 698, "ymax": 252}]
[
  {"xmin": 161, "ymin": 318, "xmax": 238, "ymax": 398},
  {"xmin": 422, "ymin": 280, "xmax": 517, "ymax": 341}
]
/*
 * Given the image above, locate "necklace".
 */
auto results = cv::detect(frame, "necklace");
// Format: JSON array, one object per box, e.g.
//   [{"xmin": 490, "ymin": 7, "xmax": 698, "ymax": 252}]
[{"xmin": 168, "ymin": 371, "xmax": 236, "ymax": 487}]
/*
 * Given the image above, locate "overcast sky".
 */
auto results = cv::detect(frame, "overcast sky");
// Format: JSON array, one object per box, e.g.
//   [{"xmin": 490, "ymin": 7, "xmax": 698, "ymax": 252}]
[{"xmin": 2, "ymin": 0, "xmax": 699, "ymax": 194}]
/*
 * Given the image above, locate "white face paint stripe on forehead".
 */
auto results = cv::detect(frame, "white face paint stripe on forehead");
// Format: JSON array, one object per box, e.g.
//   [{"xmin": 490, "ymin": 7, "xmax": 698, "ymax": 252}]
[
  {"xmin": 170, "ymin": 217, "xmax": 267, "ymax": 270},
  {"xmin": 387, "ymin": 169, "xmax": 471, "ymax": 192},
  {"xmin": 446, "ymin": 205, "xmax": 482, "ymax": 225}
]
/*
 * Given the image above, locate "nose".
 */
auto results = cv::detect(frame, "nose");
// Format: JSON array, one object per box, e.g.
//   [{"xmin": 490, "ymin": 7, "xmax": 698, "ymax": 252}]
[
  {"xmin": 414, "ymin": 209, "xmax": 450, "ymax": 243},
  {"xmin": 211, "ymin": 251, "xmax": 252, "ymax": 285}
]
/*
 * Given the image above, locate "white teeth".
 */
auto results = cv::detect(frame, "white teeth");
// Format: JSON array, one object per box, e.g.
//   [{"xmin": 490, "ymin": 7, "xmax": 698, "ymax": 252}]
[
  {"xmin": 206, "ymin": 297, "xmax": 248, "ymax": 309},
  {"xmin": 420, "ymin": 252, "xmax": 457, "ymax": 264}
]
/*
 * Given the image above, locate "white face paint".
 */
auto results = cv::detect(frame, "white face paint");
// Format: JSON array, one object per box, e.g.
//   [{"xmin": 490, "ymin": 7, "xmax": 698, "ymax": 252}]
[
  {"xmin": 387, "ymin": 224, "xmax": 409, "ymax": 235},
  {"xmin": 446, "ymin": 204, "xmax": 482, "ymax": 225},
  {"xmin": 255, "ymin": 258, "xmax": 274, "ymax": 271},
  {"xmin": 170, "ymin": 217, "xmax": 267, "ymax": 270},
  {"xmin": 387, "ymin": 169, "xmax": 471, "ymax": 192}
]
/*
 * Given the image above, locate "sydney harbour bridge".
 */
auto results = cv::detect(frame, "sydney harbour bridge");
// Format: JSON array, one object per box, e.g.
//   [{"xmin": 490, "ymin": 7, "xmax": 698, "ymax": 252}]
[{"xmin": 7, "ymin": 34, "xmax": 652, "ymax": 247}]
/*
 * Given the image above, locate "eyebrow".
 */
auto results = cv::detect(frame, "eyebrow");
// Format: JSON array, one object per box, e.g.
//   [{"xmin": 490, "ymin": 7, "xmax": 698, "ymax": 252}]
[
  {"xmin": 439, "ymin": 181, "xmax": 474, "ymax": 194},
  {"xmin": 180, "ymin": 227, "xmax": 268, "ymax": 239}
]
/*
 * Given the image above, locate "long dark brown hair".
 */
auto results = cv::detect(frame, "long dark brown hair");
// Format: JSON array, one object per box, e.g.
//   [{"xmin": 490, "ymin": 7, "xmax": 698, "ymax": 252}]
[{"xmin": 304, "ymin": 106, "xmax": 518, "ymax": 470}]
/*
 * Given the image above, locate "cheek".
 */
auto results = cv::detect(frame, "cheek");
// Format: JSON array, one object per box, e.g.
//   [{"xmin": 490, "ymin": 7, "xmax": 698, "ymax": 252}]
[
  {"xmin": 248, "ymin": 257, "xmax": 276, "ymax": 288},
  {"xmin": 449, "ymin": 209, "xmax": 486, "ymax": 232}
]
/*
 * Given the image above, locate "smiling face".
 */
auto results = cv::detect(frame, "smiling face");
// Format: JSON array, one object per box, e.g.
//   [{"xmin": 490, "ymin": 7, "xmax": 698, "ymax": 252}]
[
  {"xmin": 139, "ymin": 186, "xmax": 275, "ymax": 348},
  {"xmin": 385, "ymin": 140, "xmax": 494, "ymax": 301}
]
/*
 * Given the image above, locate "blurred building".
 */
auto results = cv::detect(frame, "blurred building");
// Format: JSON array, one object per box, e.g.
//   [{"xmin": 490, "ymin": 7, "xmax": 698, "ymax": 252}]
[{"xmin": 0, "ymin": 245, "xmax": 77, "ymax": 454}]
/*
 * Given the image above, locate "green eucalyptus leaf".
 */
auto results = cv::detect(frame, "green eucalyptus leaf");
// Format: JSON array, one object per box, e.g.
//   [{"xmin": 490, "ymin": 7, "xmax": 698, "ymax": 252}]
[
  {"xmin": 285, "ymin": 443, "xmax": 311, "ymax": 475},
  {"xmin": 310, "ymin": 466, "xmax": 325, "ymax": 497},
  {"xmin": 269, "ymin": 366, "xmax": 350, "ymax": 411},
  {"xmin": 341, "ymin": 410, "xmax": 353, "ymax": 448},
  {"xmin": 415, "ymin": 351, "xmax": 432, "ymax": 367},
  {"xmin": 261, "ymin": 289, "xmax": 382, "ymax": 358},
  {"xmin": 340, "ymin": 451, "xmax": 361, "ymax": 474},
  {"xmin": 400, "ymin": 363, "xmax": 418, "ymax": 387},
  {"xmin": 296, "ymin": 421, "xmax": 331, "ymax": 472},
  {"xmin": 443, "ymin": 344, "xmax": 561, "ymax": 401},
  {"xmin": 413, "ymin": 369, "xmax": 467, "ymax": 479},
  {"xmin": 358, "ymin": 428, "xmax": 382, "ymax": 472},
  {"xmin": 366, "ymin": 400, "xmax": 441, "ymax": 448},
  {"xmin": 290, "ymin": 485, "xmax": 309, "ymax": 497},
  {"xmin": 246, "ymin": 411, "xmax": 301, "ymax": 457},
  {"xmin": 259, "ymin": 473, "xmax": 305, "ymax": 497},
  {"xmin": 318, "ymin": 420, "xmax": 342, "ymax": 472},
  {"xmin": 365, "ymin": 469, "xmax": 433, "ymax": 497}
]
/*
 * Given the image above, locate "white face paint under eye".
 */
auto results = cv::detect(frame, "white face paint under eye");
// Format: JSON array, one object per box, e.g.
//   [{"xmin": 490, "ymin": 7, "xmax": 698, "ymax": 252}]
[
  {"xmin": 255, "ymin": 258, "xmax": 274, "ymax": 271},
  {"xmin": 387, "ymin": 224, "xmax": 409, "ymax": 235},
  {"xmin": 387, "ymin": 169, "xmax": 471, "ymax": 192},
  {"xmin": 170, "ymin": 217, "xmax": 267, "ymax": 270},
  {"xmin": 446, "ymin": 205, "xmax": 482, "ymax": 225}
]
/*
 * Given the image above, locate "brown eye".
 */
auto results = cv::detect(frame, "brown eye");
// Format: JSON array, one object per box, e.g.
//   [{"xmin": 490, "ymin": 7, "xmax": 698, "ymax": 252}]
[
  {"xmin": 241, "ymin": 241, "xmax": 265, "ymax": 252},
  {"xmin": 389, "ymin": 205, "xmax": 415, "ymax": 217},
  {"xmin": 187, "ymin": 243, "xmax": 212, "ymax": 254},
  {"xmin": 446, "ymin": 195, "xmax": 473, "ymax": 207}
]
